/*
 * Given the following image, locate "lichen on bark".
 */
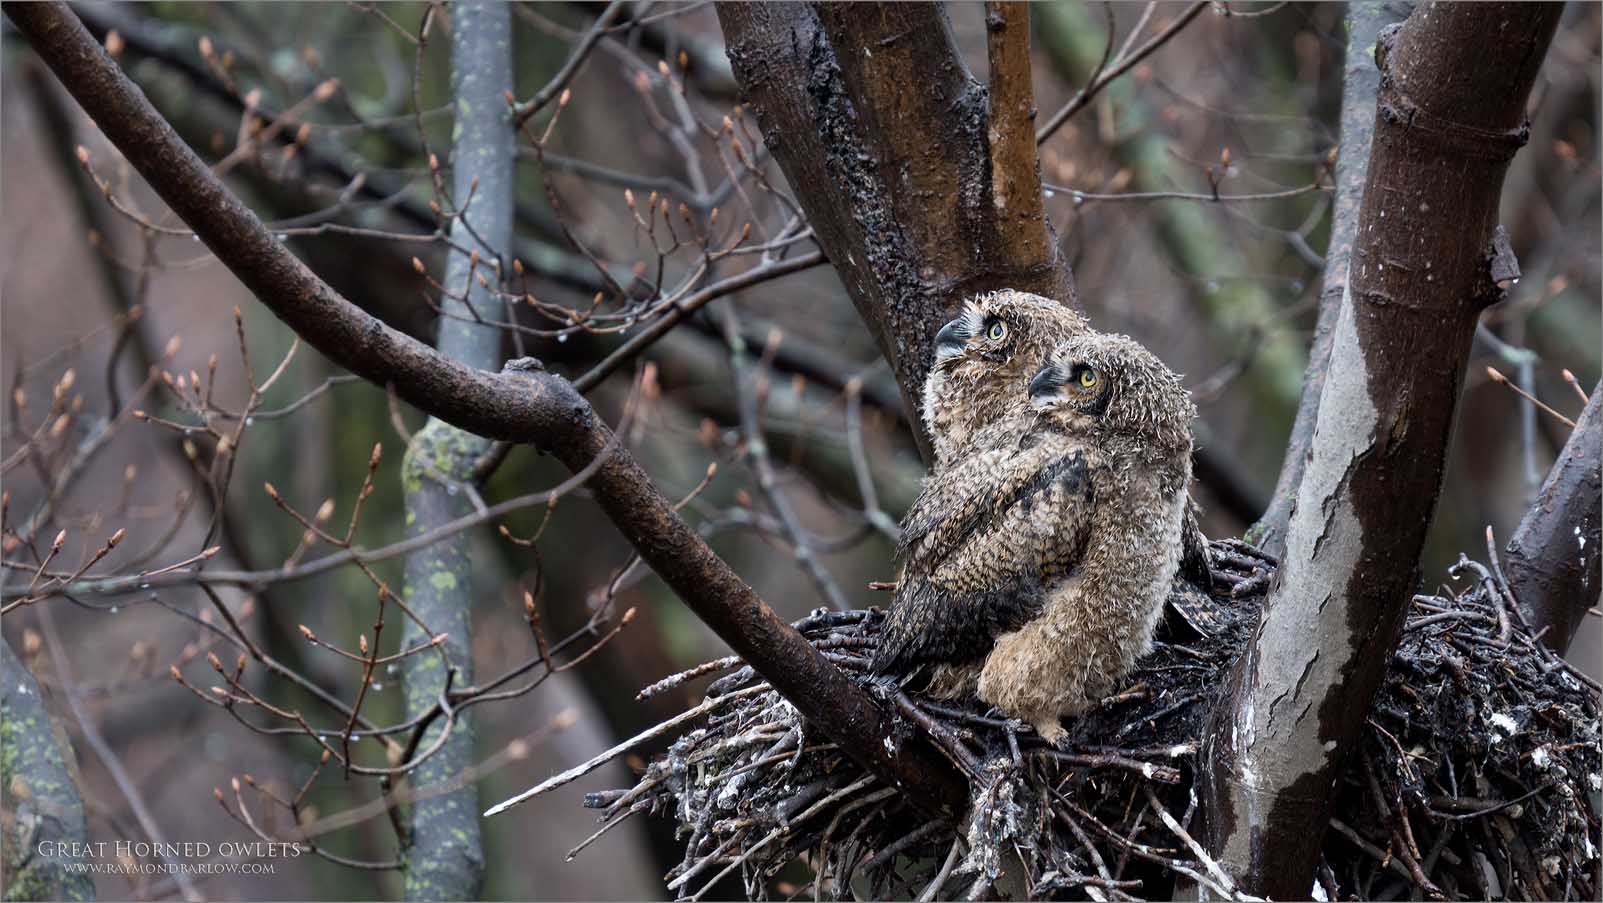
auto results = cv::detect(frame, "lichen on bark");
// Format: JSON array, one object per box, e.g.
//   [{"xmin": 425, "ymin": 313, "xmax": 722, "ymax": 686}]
[
  {"xmin": 2, "ymin": 640, "xmax": 95, "ymax": 902},
  {"xmin": 396, "ymin": 0, "xmax": 515, "ymax": 897}
]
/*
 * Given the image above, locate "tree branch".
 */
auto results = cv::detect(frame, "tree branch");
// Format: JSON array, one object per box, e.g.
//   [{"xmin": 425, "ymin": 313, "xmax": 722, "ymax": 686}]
[
  {"xmin": 512, "ymin": 0, "xmax": 625, "ymax": 126},
  {"xmin": 1505, "ymin": 385, "xmax": 1601, "ymax": 655},
  {"xmin": 1032, "ymin": 0, "xmax": 1310, "ymax": 428},
  {"xmin": 67, "ymin": 2, "xmax": 611, "ymax": 294},
  {"xmin": 2, "ymin": 0, "xmax": 967, "ymax": 821},
  {"xmin": 1201, "ymin": 4, "xmax": 1562, "ymax": 897},
  {"xmin": 983, "ymin": 1, "xmax": 1054, "ymax": 274},
  {"xmin": 1034, "ymin": 0, "xmax": 1208, "ymax": 144}
]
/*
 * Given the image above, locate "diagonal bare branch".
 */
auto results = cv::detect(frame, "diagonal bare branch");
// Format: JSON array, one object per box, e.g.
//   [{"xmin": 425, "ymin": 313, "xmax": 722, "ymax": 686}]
[{"xmin": 2, "ymin": 0, "xmax": 968, "ymax": 822}]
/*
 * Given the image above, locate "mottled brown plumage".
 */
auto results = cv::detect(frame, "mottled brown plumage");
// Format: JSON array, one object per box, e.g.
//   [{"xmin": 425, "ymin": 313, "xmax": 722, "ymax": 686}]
[
  {"xmin": 919, "ymin": 290, "xmax": 1211, "ymax": 587},
  {"xmin": 874, "ymin": 332, "xmax": 1197, "ymax": 743}
]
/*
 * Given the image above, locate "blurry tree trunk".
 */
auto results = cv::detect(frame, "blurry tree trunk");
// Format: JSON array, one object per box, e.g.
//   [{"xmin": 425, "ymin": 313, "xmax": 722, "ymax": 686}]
[
  {"xmin": 716, "ymin": 1, "xmax": 1074, "ymax": 460},
  {"xmin": 398, "ymin": 1, "xmax": 514, "ymax": 897},
  {"xmin": 1, "ymin": 639, "xmax": 94, "ymax": 902},
  {"xmin": 1505, "ymin": 386, "xmax": 1601, "ymax": 655},
  {"xmin": 1201, "ymin": 4, "xmax": 1561, "ymax": 898},
  {"xmin": 1251, "ymin": 2, "xmax": 1412, "ymax": 556}
]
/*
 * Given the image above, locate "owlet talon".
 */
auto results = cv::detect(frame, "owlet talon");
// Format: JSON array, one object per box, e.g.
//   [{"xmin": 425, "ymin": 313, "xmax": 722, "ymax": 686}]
[{"xmin": 1048, "ymin": 724, "xmax": 1074, "ymax": 751}]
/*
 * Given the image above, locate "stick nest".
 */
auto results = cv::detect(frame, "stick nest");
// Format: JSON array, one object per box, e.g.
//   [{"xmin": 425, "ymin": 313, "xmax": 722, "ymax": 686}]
[{"xmin": 561, "ymin": 540, "xmax": 1600, "ymax": 900}]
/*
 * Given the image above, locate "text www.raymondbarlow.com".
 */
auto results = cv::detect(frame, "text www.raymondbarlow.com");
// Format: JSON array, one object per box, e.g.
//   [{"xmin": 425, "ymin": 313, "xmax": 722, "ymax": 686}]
[{"xmin": 62, "ymin": 861, "xmax": 278, "ymax": 876}]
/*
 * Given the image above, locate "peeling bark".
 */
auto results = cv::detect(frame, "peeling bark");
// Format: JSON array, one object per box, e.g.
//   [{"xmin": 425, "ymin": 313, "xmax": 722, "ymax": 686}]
[
  {"xmin": 1252, "ymin": 2, "xmax": 1412, "ymax": 557},
  {"xmin": 1505, "ymin": 386, "xmax": 1601, "ymax": 655},
  {"xmin": 1201, "ymin": 4, "xmax": 1562, "ymax": 898},
  {"xmin": 716, "ymin": 2, "xmax": 1074, "ymax": 460}
]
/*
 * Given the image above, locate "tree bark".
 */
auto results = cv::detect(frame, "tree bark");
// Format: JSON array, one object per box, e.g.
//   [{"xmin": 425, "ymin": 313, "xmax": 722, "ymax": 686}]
[
  {"xmin": 397, "ymin": 1, "xmax": 513, "ymax": 897},
  {"xmin": 1250, "ymin": 2, "xmax": 1413, "ymax": 557},
  {"xmin": 1201, "ymin": 3, "xmax": 1561, "ymax": 898},
  {"xmin": 716, "ymin": 1, "xmax": 1074, "ymax": 459},
  {"xmin": 1505, "ymin": 385, "xmax": 1601, "ymax": 655},
  {"xmin": 1, "ymin": 639, "xmax": 95, "ymax": 902},
  {"xmin": 3, "ymin": 0, "xmax": 969, "ymax": 822}
]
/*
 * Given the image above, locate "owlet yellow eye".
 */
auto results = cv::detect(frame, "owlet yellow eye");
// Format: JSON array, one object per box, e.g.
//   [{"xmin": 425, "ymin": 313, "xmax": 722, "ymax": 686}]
[
  {"xmin": 1078, "ymin": 369, "xmax": 1098, "ymax": 388},
  {"xmin": 987, "ymin": 321, "xmax": 1007, "ymax": 341}
]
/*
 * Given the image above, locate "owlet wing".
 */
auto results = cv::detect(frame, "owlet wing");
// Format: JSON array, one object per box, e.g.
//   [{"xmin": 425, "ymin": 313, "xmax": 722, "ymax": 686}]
[{"xmin": 872, "ymin": 442, "xmax": 1095, "ymax": 681}]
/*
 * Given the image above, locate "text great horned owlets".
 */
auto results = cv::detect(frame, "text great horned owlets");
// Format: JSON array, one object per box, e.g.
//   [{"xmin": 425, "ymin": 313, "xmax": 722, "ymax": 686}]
[{"xmin": 873, "ymin": 307, "xmax": 1197, "ymax": 743}]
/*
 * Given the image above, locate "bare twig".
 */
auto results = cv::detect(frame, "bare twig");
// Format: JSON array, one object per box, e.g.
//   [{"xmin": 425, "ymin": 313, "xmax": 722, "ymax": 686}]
[{"xmin": 1035, "ymin": 1, "xmax": 1210, "ymax": 143}]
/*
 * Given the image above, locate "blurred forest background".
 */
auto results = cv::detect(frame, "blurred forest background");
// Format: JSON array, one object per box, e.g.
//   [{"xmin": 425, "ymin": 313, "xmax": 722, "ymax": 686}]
[{"xmin": 1, "ymin": 2, "xmax": 1598, "ymax": 900}]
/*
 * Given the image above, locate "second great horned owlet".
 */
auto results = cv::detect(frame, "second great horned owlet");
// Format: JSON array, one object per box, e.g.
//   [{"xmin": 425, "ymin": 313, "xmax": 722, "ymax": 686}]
[
  {"xmin": 920, "ymin": 289, "xmax": 1211, "ymax": 588},
  {"xmin": 873, "ymin": 332, "xmax": 1197, "ymax": 743}
]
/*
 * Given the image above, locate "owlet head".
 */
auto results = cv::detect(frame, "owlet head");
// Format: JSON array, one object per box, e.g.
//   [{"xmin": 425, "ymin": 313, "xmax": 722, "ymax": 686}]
[
  {"xmin": 922, "ymin": 290, "xmax": 1087, "ymax": 465},
  {"xmin": 929, "ymin": 291, "xmax": 1084, "ymax": 376},
  {"xmin": 1028, "ymin": 333, "xmax": 1196, "ymax": 458}
]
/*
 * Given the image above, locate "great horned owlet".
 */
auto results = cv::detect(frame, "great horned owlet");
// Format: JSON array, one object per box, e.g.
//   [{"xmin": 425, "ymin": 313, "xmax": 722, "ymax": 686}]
[
  {"xmin": 922, "ymin": 290, "xmax": 1088, "ymax": 469},
  {"xmin": 920, "ymin": 290, "xmax": 1211, "ymax": 588},
  {"xmin": 873, "ymin": 332, "xmax": 1196, "ymax": 743}
]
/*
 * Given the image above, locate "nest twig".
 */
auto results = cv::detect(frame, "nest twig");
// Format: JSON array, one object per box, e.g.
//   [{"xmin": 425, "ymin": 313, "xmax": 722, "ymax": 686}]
[{"xmin": 541, "ymin": 539, "xmax": 1600, "ymax": 900}]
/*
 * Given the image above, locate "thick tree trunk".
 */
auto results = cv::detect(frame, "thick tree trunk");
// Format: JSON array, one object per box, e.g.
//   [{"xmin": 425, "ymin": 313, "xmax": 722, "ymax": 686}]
[
  {"xmin": 1251, "ymin": 2, "xmax": 1412, "ymax": 556},
  {"xmin": 1201, "ymin": 4, "xmax": 1562, "ymax": 898},
  {"xmin": 1505, "ymin": 386, "xmax": 1601, "ymax": 655},
  {"xmin": 716, "ymin": 1, "xmax": 1074, "ymax": 459}
]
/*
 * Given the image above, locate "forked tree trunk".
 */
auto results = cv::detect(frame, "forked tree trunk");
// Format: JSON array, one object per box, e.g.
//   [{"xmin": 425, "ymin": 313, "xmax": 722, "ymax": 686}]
[
  {"xmin": 1201, "ymin": 4, "xmax": 1562, "ymax": 897},
  {"xmin": 716, "ymin": 1, "xmax": 1074, "ymax": 460}
]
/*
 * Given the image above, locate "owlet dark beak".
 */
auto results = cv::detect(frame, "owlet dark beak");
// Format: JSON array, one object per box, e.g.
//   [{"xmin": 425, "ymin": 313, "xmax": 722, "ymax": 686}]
[
  {"xmin": 1029, "ymin": 363, "xmax": 1067, "ymax": 405},
  {"xmin": 936, "ymin": 314, "xmax": 968, "ymax": 364},
  {"xmin": 934, "ymin": 316, "xmax": 968, "ymax": 358}
]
